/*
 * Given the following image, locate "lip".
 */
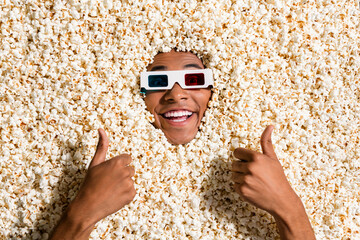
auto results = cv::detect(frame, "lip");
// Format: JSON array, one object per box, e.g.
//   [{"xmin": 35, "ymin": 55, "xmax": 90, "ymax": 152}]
[
  {"xmin": 159, "ymin": 108, "xmax": 195, "ymax": 115},
  {"xmin": 160, "ymin": 112, "xmax": 196, "ymax": 127},
  {"xmin": 158, "ymin": 108, "xmax": 198, "ymax": 127}
]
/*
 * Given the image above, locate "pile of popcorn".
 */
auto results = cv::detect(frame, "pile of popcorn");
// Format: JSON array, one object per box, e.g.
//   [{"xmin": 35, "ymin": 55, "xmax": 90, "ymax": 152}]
[{"xmin": 1, "ymin": 0, "xmax": 359, "ymax": 239}]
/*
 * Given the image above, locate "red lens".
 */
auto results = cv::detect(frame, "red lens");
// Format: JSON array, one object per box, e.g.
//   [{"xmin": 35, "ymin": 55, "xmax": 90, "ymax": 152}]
[{"xmin": 185, "ymin": 73, "xmax": 205, "ymax": 86}]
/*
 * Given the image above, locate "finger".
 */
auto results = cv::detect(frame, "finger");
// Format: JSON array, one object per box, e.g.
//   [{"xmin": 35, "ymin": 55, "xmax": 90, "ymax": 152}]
[
  {"xmin": 89, "ymin": 128, "xmax": 109, "ymax": 168},
  {"xmin": 231, "ymin": 172, "xmax": 246, "ymax": 183},
  {"xmin": 233, "ymin": 183, "xmax": 244, "ymax": 197},
  {"xmin": 110, "ymin": 154, "xmax": 132, "ymax": 166},
  {"xmin": 124, "ymin": 166, "xmax": 135, "ymax": 177},
  {"xmin": 233, "ymin": 147, "xmax": 257, "ymax": 162},
  {"xmin": 260, "ymin": 125, "xmax": 277, "ymax": 159},
  {"xmin": 231, "ymin": 161, "xmax": 249, "ymax": 173}
]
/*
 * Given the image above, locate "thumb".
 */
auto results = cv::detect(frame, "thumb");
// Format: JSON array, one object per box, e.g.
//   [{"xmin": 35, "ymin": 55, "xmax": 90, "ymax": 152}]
[
  {"xmin": 260, "ymin": 125, "xmax": 277, "ymax": 160},
  {"xmin": 89, "ymin": 128, "xmax": 109, "ymax": 168}
]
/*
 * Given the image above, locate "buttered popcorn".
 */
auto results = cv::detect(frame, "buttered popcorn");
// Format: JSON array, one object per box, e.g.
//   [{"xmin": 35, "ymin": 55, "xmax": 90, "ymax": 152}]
[{"xmin": 1, "ymin": 0, "xmax": 359, "ymax": 239}]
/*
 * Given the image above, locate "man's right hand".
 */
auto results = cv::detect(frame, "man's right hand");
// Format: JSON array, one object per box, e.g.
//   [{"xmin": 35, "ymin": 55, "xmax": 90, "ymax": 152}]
[{"xmin": 51, "ymin": 129, "xmax": 136, "ymax": 239}]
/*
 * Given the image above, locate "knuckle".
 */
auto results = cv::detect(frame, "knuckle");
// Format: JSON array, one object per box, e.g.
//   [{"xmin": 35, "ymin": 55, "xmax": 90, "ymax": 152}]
[
  {"xmin": 111, "ymin": 157, "xmax": 123, "ymax": 167},
  {"xmin": 123, "ymin": 172, "xmax": 130, "ymax": 179},
  {"xmin": 252, "ymin": 153, "xmax": 262, "ymax": 162},
  {"xmin": 233, "ymin": 148, "xmax": 243, "ymax": 158},
  {"xmin": 127, "ymin": 166, "xmax": 135, "ymax": 176},
  {"xmin": 124, "ymin": 177, "xmax": 134, "ymax": 188},
  {"xmin": 260, "ymin": 136, "xmax": 271, "ymax": 144},
  {"xmin": 247, "ymin": 162, "xmax": 256, "ymax": 173},
  {"xmin": 97, "ymin": 142, "xmax": 104, "ymax": 149},
  {"xmin": 97, "ymin": 140, "xmax": 105, "ymax": 147},
  {"xmin": 243, "ymin": 175, "xmax": 251, "ymax": 184},
  {"xmin": 129, "ymin": 187, "xmax": 136, "ymax": 198},
  {"xmin": 129, "ymin": 167, "xmax": 135, "ymax": 176},
  {"xmin": 233, "ymin": 148, "xmax": 240, "ymax": 156},
  {"xmin": 231, "ymin": 172, "xmax": 237, "ymax": 181},
  {"xmin": 122, "ymin": 168, "xmax": 131, "ymax": 178},
  {"xmin": 233, "ymin": 183, "xmax": 241, "ymax": 192},
  {"xmin": 234, "ymin": 173, "xmax": 243, "ymax": 183},
  {"xmin": 120, "ymin": 153, "xmax": 131, "ymax": 161},
  {"xmin": 234, "ymin": 183, "xmax": 249, "ymax": 198},
  {"xmin": 97, "ymin": 140, "xmax": 108, "ymax": 150},
  {"xmin": 233, "ymin": 160, "xmax": 244, "ymax": 171},
  {"xmin": 231, "ymin": 161, "xmax": 238, "ymax": 170},
  {"xmin": 239, "ymin": 185, "xmax": 251, "ymax": 198}
]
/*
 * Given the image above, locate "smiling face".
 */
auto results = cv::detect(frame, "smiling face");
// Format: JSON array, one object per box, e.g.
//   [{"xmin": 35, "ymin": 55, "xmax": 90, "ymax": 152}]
[{"xmin": 144, "ymin": 50, "xmax": 212, "ymax": 145}]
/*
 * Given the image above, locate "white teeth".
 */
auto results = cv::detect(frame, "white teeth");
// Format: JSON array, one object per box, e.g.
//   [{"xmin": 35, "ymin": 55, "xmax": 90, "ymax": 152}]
[
  {"xmin": 164, "ymin": 110, "xmax": 193, "ymax": 118},
  {"xmin": 171, "ymin": 117, "xmax": 187, "ymax": 122}
]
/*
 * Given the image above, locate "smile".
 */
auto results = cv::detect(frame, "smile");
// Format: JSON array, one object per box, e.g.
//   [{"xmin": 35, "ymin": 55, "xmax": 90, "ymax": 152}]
[{"xmin": 161, "ymin": 110, "xmax": 194, "ymax": 123}]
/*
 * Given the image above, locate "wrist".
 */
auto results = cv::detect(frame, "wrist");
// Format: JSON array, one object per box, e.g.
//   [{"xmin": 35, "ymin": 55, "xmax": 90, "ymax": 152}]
[
  {"xmin": 50, "ymin": 202, "xmax": 94, "ymax": 240},
  {"xmin": 272, "ymin": 196, "xmax": 315, "ymax": 240},
  {"xmin": 271, "ymin": 192, "xmax": 303, "ymax": 221},
  {"xmin": 66, "ymin": 199, "xmax": 95, "ymax": 230}
]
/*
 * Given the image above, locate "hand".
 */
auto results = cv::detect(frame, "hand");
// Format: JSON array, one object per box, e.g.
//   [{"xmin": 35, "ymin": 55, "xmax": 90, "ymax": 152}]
[
  {"xmin": 70, "ymin": 128, "xmax": 136, "ymax": 225},
  {"xmin": 50, "ymin": 129, "xmax": 136, "ymax": 239},
  {"xmin": 231, "ymin": 125, "xmax": 315, "ymax": 239},
  {"xmin": 231, "ymin": 125, "xmax": 298, "ymax": 216}
]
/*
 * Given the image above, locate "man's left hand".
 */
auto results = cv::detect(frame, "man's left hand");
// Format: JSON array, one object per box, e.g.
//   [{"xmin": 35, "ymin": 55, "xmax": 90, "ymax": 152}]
[{"xmin": 231, "ymin": 125, "xmax": 298, "ymax": 216}]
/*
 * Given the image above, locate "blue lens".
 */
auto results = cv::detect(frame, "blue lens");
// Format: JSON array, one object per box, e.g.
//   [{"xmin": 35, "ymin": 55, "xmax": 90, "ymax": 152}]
[{"xmin": 149, "ymin": 75, "xmax": 168, "ymax": 87}]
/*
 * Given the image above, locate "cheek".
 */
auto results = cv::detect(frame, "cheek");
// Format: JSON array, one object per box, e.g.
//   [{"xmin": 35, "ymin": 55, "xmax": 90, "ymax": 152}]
[
  {"xmin": 144, "ymin": 94, "xmax": 161, "ymax": 113},
  {"xmin": 196, "ymin": 90, "xmax": 212, "ymax": 112}
]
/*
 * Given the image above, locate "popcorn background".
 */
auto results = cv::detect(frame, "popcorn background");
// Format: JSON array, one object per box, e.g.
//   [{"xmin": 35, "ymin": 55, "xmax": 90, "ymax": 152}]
[{"xmin": 1, "ymin": 0, "xmax": 359, "ymax": 239}]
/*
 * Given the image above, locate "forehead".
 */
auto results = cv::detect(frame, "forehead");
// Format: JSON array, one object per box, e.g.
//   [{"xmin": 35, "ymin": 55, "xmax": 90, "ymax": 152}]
[{"xmin": 147, "ymin": 50, "xmax": 204, "ymax": 71}]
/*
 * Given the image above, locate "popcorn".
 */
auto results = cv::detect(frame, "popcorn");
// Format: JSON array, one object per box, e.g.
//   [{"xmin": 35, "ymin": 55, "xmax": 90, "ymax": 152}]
[{"xmin": 1, "ymin": 0, "xmax": 359, "ymax": 239}]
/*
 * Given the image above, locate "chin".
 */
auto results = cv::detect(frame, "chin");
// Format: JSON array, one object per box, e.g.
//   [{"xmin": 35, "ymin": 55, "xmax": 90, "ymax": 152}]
[{"xmin": 164, "ymin": 131, "xmax": 197, "ymax": 145}]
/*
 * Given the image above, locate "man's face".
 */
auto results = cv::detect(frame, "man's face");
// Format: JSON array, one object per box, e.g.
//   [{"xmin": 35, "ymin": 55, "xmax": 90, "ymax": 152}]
[{"xmin": 144, "ymin": 50, "xmax": 212, "ymax": 145}]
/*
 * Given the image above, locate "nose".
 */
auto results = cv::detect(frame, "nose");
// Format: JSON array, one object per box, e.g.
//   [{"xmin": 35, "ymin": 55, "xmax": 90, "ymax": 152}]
[{"xmin": 163, "ymin": 83, "xmax": 189, "ymax": 103}]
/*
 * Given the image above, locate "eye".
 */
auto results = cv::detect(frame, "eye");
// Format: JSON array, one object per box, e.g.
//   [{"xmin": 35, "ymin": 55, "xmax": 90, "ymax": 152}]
[
  {"xmin": 185, "ymin": 73, "xmax": 205, "ymax": 86},
  {"xmin": 148, "ymin": 75, "xmax": 168, "ymax": 87}
]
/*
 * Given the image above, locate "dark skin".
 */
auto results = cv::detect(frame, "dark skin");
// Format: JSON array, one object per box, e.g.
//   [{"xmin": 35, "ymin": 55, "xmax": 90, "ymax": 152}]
[
  {"xmin": 50, "ymin": 51, "xmax": 315, "ymax": 240},
  {"xmin": 50, "ymin": 129, "xmax": 136, "ymax": 239},
  {"xmin": 232, "ymin": 126, "xmax": 315, "ymax": 239},
  {"xmin": 144, "ymin": 50, "xmax": 212, "ymax": 145}
]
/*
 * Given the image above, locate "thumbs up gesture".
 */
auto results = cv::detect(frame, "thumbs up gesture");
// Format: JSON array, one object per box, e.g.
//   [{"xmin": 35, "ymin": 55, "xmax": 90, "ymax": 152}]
[
  {"xmin": 60, "ymin": 129, "xmax": 136, "ymax": 236},
  {"xmin": 50, "ymin": 129, "xmax": 136, "ymax": 239},
  {"xmin": 76, "ymin": 128, "xmax": 136, "ymax": 217},
  {"xmin": 232, "ymin": 125, "xmax": 297, "ymax": 215},
  {"xmin": 232, "ymin": 125, "xmax": 315, "ymax": 239}
]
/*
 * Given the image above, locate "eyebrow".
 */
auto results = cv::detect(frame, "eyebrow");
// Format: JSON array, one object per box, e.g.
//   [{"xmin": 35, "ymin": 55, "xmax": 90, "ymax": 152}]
[
  {"xmin": 184, "ymin": 63, "xmax": 203, "ymax": 69},
  {"xmin": 150, "ymin": 65, "xmax": 167, "ymax": 71},
  {"xmin": 149, "ymin": 63, "xmax": 204, "ymax": 71}
]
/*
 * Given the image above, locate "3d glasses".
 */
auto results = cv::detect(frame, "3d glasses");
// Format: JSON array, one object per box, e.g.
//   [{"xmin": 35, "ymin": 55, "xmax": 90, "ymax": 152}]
[{"xmin": 140, "ymin": 69, "xmax": 213, "ymax": 93}]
